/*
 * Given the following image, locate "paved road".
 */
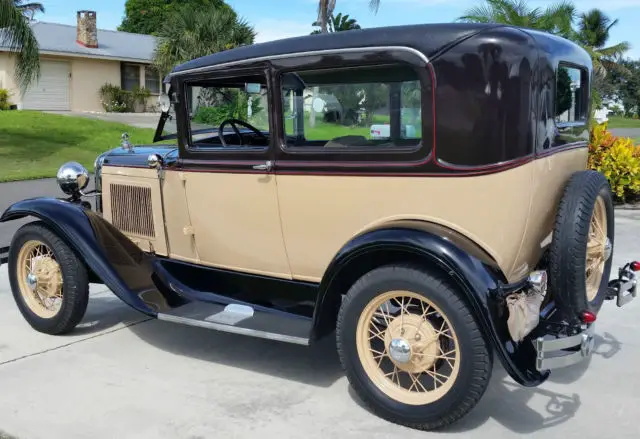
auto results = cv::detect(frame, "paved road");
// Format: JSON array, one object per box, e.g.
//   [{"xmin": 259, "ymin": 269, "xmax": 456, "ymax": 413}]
[
  {"xmin": 0, "ymin": 180, "xmax": 639, "ymax": 438},
  {"xmin": 610, "ymin": 128, "xmax": 640, "ymax": 139}
]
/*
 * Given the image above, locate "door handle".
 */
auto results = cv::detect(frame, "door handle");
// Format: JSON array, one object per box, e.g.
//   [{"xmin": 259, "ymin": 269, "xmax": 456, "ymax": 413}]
[{"xmin": 252, "ymin": 161, "xmax": 274, "ymax": 172}]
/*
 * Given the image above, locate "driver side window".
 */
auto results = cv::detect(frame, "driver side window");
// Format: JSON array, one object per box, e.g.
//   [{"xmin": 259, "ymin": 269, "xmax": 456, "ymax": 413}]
[{"xmin": 185, "ymin": 76, "xmax": 270, "ymax": 150}]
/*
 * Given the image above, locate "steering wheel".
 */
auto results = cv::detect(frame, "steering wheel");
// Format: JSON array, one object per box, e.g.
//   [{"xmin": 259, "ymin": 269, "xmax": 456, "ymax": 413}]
[{"xmin": 218, "ymin": 118, "xmax": 268, "ymax": 147}]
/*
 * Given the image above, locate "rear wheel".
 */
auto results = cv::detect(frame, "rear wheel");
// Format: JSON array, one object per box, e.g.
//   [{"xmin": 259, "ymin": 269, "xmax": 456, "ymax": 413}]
[
  {"xmin": 336, "ymin": 265, "xmax": 492, "ymax": 430},
  {"xmin": 8, "ymin": 222, "xmax": 89, "ymax": 335},
  {"xmin": 549, "ymin": 171, "xmax": 615, "ymax": 320}
]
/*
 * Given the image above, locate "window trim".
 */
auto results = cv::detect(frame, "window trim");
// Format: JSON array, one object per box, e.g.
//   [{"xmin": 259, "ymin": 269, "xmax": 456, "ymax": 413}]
[
  {"xmin": 179, "ymin": 67, "xmax": 273, "ymax": 157},
  {"xmin": 554, "ymin": 61, "xmax": 589, "ymax": 127},
  {"xmin": 144, "ymin": 65, "xmax": 161, "ymax": 95},
  {"xmin": 274, "ymin": 60, "xmax": 430, "ymax": 159}
]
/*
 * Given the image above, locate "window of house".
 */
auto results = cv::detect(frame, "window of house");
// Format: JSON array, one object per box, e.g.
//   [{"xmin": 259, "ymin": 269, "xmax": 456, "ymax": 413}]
[
  {"xmin": 185, "ymin": 74, "xmax": 270, "ymax": 150},
  {"xmin": 281, "ymin": 64, "xmax": 422, "ymax": 150},
  {"xmin": 145, "ymin": 66, "xmax": 161, "ymax": 94},
  {"xmin": 555, "ymin": 65, "xmax": 588, "ymax": 124},
  {"xmin": 121, "ymin": 63, "xmax": 140, "ymax": 91}
]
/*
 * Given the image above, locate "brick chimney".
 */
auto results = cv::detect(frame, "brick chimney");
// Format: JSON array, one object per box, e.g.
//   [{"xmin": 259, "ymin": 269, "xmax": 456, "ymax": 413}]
[{"xmin": 77, "ymin": 10, "xmax": 98, "ymax": 48}]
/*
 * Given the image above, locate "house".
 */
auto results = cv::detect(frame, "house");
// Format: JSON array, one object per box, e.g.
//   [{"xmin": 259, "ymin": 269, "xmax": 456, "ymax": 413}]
[{"xmin": 0, "ymin": 10, "xmax": 160, "ymax": 112}]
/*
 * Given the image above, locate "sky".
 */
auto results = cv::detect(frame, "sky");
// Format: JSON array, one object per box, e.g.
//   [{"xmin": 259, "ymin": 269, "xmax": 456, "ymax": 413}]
[{"xmin": 40, "ymin": 0, "xmax": 640, "ymax": 59}]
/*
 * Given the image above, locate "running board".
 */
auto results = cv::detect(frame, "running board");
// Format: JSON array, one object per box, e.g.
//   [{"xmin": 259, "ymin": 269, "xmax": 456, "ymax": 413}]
[{"xmin": 157, "ymin": 301, "xmax": 312, "ymax": 345}]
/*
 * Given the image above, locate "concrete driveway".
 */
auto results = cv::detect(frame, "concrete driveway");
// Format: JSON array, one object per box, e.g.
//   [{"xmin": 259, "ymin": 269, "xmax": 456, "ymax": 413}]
[
  {"xmin": 0, "ymin": 180, "xmax": 639, "ymax": 438},
  {"xmin": 47, "ymin": 111, "xmax": 160, "ymax": 129}
]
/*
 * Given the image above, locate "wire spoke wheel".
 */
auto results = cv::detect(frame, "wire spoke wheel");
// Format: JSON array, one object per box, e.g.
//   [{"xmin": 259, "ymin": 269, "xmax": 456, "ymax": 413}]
[
  {"xmin": 356, "ymin": 290, "xmax": 460, "ymax": 405},
  {"xmin": 15, "ymin": 240, "xmax": 64, "ymax": 319},
  {"xmin": 586, "ymin": 196, "xmax": 608, "ymax": 302}
]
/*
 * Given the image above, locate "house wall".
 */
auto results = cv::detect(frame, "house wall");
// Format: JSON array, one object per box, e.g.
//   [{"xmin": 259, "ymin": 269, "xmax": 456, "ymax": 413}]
[
  {"xmin": 0, "ymin": 52, "xmax": 19, "ymax": 106},
  {"xmin": 0, "ymin": 52, "xmax": 159, "ymax": 112},
  {"xmin": 71, "ymin": 57, "xmax": 121, "ymax": 111}
]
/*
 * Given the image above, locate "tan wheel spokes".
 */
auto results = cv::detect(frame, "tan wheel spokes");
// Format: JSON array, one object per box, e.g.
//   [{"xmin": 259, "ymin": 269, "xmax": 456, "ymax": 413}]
[
  {"xmin": 16, "ymin": 240, "xmax": 63, "ymax": 318},
  {"xmin": 356, "ymin": 291, "xmax": 460, "ymax": 405},
  {"xmin": 586, "ymin": 196, "xmax": 608, "ymax": 302}
]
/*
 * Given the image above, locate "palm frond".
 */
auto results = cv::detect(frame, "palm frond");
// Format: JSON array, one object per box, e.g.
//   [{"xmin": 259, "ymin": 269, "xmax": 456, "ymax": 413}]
[
  {"xmin": 369, "ymin": 0, "xmax": 380, "ymax": 14},
  {"xmin": 0, "ymin": 0, "xmax": 40, "ymax": 89}
]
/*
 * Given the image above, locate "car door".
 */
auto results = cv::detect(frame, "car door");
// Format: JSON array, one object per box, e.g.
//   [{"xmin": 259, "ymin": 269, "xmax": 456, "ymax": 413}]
[{"xmin": 170, "ymin": 66, "xmax": 291, "ymax": 279}]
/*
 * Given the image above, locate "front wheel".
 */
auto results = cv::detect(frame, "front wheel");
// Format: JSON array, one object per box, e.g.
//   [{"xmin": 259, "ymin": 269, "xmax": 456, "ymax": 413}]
[
  {"xmin": 8, "ymin": 222, "xmax": 89, "ymax": 335},
  {"xmin": 336, "ymin": 265, "xmax": 492, "ymax": 430}
]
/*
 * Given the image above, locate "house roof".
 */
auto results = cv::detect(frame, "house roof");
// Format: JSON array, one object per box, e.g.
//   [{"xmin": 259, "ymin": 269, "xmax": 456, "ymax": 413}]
[{"xmin": 0, "ymin": 21, "xmax": 156, "ymax": 63}]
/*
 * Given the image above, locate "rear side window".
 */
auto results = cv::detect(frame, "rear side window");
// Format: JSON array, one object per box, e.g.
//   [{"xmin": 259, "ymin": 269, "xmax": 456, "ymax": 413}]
[
  {"xmin": 280, "ymin": 64, "xmax": 423, "ymax": 151},
  {"xmin": 555, "ymin": 65, "xmax": 588, "ymax": 124}
]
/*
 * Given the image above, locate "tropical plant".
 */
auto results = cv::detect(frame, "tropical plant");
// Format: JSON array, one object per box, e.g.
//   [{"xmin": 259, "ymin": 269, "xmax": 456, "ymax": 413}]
[
  {"xmin": 99, "ymin": 83, "xmax": 134, "ymax": 113},
  {"xmin": 119, "ymin": 0, "xmax": 235, "ymax": 35},
  {"xmin": 312, "ymin": 12, "xmax": 361, "ymax": 34},
  {"xmin": 0, "ymin": 88, "xmax": 11, "ymax": 110},
  {"xmin": 13, "ymin": 0, "xmax": 43, "ymax": 20},
  {"xmin": 153, "ymin": 6, "xmax": 255, "ymax": 75},
  {"xmin": 458, "ymin": 0, "xmax": 576, "ymax": 38},
  {"xmin": 0, "ymin": 0, "xmax": 40, "ymax": 89},
  {"xmin": 589, "ymin": 122, "xmax": 640, "ymax": 201},
  {"xmin": 575, "ymin": 9, "xmax": 630, "ymax": 77},
  {"xmin": 316, "ymin": 0, "xmax": 379, "ymax": 33}
]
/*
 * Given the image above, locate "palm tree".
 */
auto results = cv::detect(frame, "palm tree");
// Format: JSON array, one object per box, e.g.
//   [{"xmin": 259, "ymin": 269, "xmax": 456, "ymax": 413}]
[
  {"xmin": 312, "ymin": 12, "xmax": 361, "ymax": 34},
  {"xmin": 153, "ymin": 6, "xmax": 256, "ymax": 75},
  {"xmin": 14, "ymin": 1, "xmax": 44, "ymax": 20},
  {"xmin": 576, "ymin": 9, "xmax": 630, "ymax": 77},
  {"xmin": 316, "ymin": 0, "xmax": 379, "ymax": 33},
  {"xmin": 0, "ymin": 0, "xmax": 40, "ymax": 89},
  {"xmin": 458, "ymin": 0, "xmax": 575, "ymax": 38}
]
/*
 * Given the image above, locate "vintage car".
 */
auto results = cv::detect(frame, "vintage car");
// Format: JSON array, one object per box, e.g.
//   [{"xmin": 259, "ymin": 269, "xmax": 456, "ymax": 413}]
[{"xmin": 0, "ymin": 23, "xmax": 637, "ymax": 430}]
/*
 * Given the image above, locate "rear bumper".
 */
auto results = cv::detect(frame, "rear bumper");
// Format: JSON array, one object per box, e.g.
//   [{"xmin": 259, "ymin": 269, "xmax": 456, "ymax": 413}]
[{"xmin": 534, "ymin": 262, "xmax": 637, "ymax": 372}]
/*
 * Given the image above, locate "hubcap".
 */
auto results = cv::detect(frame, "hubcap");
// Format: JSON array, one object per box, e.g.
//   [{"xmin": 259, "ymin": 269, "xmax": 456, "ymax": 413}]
[
  {"xmin": 356, "ymin": 291, "xmax": 460, "ymax": 406},
  {"xmin": 389, "ymin": 338, "xmax": 412, "ymax": 364},
  {"xmin": 26, "ymin": 272, "xmax": 38, "ymax": 291}
]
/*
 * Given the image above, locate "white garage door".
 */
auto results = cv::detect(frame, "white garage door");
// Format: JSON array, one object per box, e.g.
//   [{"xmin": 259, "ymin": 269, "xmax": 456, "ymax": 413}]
[{"xmin": 22, "ymin": 60, "xmax": 70, "ymax": 111}]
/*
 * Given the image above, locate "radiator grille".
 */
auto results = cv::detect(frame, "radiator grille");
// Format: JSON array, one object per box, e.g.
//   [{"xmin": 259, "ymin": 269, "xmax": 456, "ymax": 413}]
[{"xmin": 110, "ymin": 183, "xmax": 156, "ymax": 238}]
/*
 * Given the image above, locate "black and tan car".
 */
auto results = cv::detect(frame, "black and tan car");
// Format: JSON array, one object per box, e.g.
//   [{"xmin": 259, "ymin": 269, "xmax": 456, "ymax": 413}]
[{"xmin": 0, "ymin": 23, "xmax": 637, "ymax": 430}]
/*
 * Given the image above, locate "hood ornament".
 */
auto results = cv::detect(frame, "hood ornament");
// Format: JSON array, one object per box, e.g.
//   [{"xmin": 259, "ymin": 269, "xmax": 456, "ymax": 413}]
[{"xmin": 121, "ymin": 132, "xmax": 133, "ymax": 152}]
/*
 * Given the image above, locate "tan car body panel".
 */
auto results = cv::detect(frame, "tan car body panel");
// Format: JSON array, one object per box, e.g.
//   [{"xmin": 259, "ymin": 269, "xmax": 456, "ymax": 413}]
[{"xmin": 101, "ymin": 147, "xmax": 586, "ymax": 285}]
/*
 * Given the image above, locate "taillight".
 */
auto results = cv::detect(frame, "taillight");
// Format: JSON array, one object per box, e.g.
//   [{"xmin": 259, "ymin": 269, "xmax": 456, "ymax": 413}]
[
  {"xmin": 581, "ymin": 311, "xmax": 597, "ymax": 324},
  {"xmin": 630, "ymin": 261, "xmax": 640, "ymax": 272}
]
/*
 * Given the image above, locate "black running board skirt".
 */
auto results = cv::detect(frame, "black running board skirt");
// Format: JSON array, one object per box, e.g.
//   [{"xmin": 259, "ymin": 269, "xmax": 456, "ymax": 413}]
[{"xmin": 157, "ymin": 301, "xmax": 311, "ymax": 345}]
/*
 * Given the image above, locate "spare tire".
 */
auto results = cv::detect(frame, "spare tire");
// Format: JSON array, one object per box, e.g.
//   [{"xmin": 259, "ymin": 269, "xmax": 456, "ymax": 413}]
[{"xmin": 548, "ymin": 170, "xmax": 614, "ymax": 321}]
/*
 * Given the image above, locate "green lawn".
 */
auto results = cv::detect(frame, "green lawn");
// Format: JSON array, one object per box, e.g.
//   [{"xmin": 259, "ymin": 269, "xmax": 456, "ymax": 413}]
[
  {"xmin": 0, "ymin": 111, "xmax": 161, "ymax": 182},
  {"xmin": 284, "ymin": 114, "xmax": 422, "ymax": 141},
  {"xmin": 606, "ymin": 115, "xmax": 640, "ymax": 129}
]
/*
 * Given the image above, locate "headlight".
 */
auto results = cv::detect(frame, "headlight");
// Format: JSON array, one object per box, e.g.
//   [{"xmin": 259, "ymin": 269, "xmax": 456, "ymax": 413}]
[{"xmin": 56, "ymin": 162, "xmax": 89, "ymax": 196}]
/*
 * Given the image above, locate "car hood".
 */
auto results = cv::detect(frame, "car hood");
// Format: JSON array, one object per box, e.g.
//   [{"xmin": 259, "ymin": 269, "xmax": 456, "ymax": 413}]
[{"xmin": 100, "ymin": 144, "xmax": 179, "ymax": 168}]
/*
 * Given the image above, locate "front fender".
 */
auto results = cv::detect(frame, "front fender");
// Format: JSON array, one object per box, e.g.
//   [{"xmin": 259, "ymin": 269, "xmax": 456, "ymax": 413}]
[
  {"xmin": 314, "ymin": 227, "xmax": 548, "ymax": 387},
  {"xmin": 1, "ymin": 197, "xmax": 160, "ymax": 316}
]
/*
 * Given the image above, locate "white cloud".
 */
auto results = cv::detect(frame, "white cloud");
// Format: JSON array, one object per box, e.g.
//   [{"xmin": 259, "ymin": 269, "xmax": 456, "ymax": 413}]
[{"xmin": 253, "ymin": 19, "xmax": 314, "ymax": 43}]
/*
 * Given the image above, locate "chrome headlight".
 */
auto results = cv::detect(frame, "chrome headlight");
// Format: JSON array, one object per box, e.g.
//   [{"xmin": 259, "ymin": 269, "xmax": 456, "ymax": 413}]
[{"xmin": 56, "ymin": 161, "xmax": 89, "ymax": 196}]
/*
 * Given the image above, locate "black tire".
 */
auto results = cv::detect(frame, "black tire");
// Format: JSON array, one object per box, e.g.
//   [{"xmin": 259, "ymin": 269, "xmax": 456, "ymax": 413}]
[
  {"xmin": 549, "ymin": 170, "xmax": 615, "ymax": 320},
  {"xmin": 336, "ymin": 265, "xmax": 492, "ymax": 430},
  {"xmin": 8, "ymin": 221, "xmax": 89, "ymax": 335}
]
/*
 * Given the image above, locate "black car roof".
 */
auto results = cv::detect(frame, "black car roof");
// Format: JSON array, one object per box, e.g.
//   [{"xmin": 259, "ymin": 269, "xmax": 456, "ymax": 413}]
[
  {"xmin": 170, "ymin": 23, "xmax": 503, "ymax": 75},
  {"xmin": 168, "ymin": 22, "xmax": 591, "ymax": 78}
]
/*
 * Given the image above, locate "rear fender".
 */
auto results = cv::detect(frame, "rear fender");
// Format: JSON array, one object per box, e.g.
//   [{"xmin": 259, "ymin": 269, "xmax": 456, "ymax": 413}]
[
  {"xmin": 1, "ymin": 197, "xmax": 161, "ymax": 316},
  {"xmin": 313, "ymin": 227, "xmax": 548, "ymax": 387}
]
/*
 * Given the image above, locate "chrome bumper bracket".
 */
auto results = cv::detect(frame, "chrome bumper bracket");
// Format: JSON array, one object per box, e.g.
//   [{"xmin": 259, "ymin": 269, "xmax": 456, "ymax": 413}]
[
  {"xmin": 0, "ymin": 246, "xmax": 8, "ymax": 266},
  {"xmin": 607, "ymin": 263, "xmax": 637, "ymax": 307},
  {"xmin": 535, "ymin": 325, "xmax": 595, "ymax": 371}
]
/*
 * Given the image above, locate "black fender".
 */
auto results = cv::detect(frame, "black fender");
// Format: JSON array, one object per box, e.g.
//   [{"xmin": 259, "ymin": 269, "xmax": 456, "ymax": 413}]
[
  {"xmin": 312, "ymin": 226, "xmax": 548, "ymax": 387},
  {"xmin": 1, "ymin": 197, "xmax": 162, "ymax": 316}
]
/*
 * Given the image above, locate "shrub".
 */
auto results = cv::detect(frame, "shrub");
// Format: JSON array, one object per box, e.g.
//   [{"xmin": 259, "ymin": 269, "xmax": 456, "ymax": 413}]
[
  {"xmin": 99, "ymin": 83, "xmax": 133, "ymax": 112},
  {"xmin": 132, "ymin": 86, "xmax": 151, "ymax": 112},
  {"xmin": 589, "ymin": 122, "xmax": 640, "ymax": 202},
  {"xmin": 193, "ymin": 91, "xmax": 263, "ymax": 126},
  {"xmin": 0, "ymin": 88, "xmax": 11, "ymax": 111}
]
